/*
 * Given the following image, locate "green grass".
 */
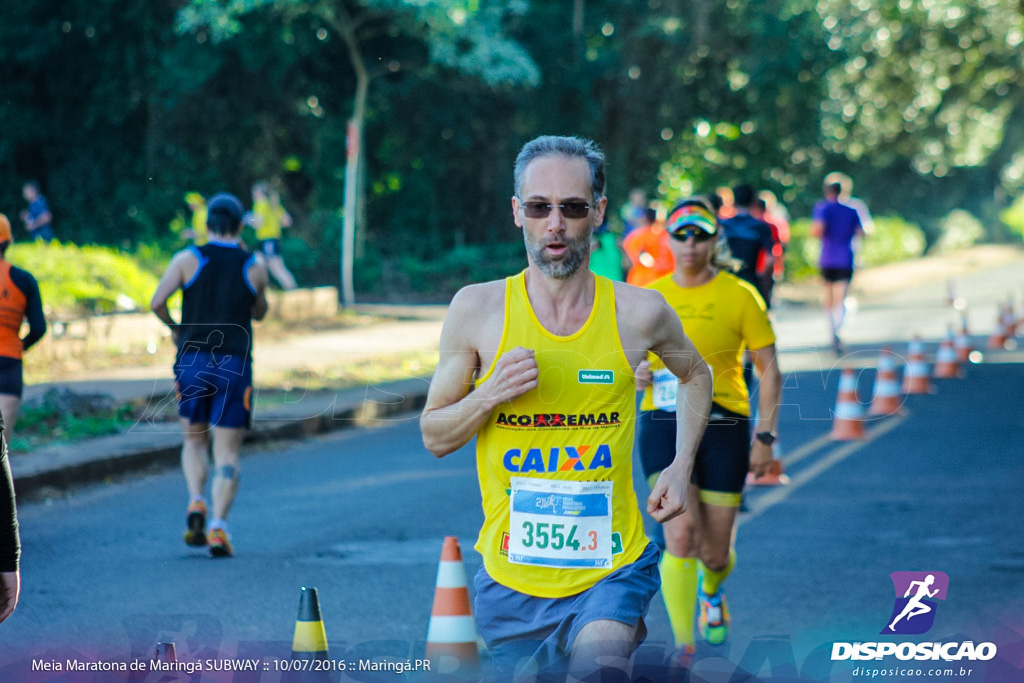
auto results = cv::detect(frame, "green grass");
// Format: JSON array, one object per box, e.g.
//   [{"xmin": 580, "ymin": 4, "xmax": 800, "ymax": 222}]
[{"xmin": 11, "ymin": 400, "xmax": 135, "ymax": 452}]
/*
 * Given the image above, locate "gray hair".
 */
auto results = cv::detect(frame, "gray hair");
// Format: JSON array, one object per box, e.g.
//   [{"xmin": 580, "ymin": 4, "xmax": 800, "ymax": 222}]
[
  {"xmin": 711, "ymin": 235, "xmax": 742, "ymax": 273},
  {"xmin": 513, "ymin": 135, "xmax": 606, "ymax": 202}
]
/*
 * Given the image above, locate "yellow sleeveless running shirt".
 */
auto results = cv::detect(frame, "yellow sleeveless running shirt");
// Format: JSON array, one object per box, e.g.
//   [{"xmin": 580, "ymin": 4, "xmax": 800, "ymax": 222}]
[
  {"xmin": 639, "ymin": 272, "xmax": 775, "ymax": 416},
  {"xmin": 474, "ymin": 271, "xmax": 647, "ymax": 598},
  {"xmin": 253, "ymin": 198, "xmax": 285, "ymax": 241}
]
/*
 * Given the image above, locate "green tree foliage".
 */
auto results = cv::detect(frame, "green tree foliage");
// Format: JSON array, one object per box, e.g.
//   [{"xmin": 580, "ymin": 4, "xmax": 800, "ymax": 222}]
[
  {"xmin": 176, "ymin": 0, "xmax": 538, "ymax": 303},
  {"xmin": 1, "ymin": 0, "xmax": 1022, "ymax": 303}
]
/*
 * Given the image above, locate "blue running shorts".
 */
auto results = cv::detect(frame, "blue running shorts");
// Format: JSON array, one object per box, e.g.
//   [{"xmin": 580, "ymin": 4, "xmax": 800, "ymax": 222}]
[
  {"xmin": 259, "ymin": 239, "xmax": 282, "ymax": 257},
  {"xmin": 473, "ymin": 542, "xmax": 660, "ymax": 678},
  {"xmin": 174, "ymin": 351, "xmax": 252, "ymax": 428}
]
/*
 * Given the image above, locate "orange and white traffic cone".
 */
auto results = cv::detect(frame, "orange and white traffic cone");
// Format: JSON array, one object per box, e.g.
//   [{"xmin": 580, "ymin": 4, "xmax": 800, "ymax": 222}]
[
  {"xmin": 1003, "ymin": 300, "xmax": 1018, "ymax": 340},
  {"xmin": 933, "ymin": 328, "xmax": 962, "ymax": 379},
  {"xmin": 425, "ymin": 537, "xmax": 480, "ymax": 675},
  {"xmin": 746, "ymin": 457, "xmax": 791, "ymax": 486},
  {"xmin": 831, "ymin": 368, "xmax": 865, "ymax": 441},
  {"xmin": 987, "ymin": 307, "xmax": 1007, "ymax": 350},
  {"xmin": 869, "ymin": 347, "xmax": 903, "ymax": 416},
  {"xmin": 901, "ymin": 337, "xmax": 933, "ymax": 395},
  {"xmin": 954, "ymin": 312, "xmax": 972, "ymax": 363}
]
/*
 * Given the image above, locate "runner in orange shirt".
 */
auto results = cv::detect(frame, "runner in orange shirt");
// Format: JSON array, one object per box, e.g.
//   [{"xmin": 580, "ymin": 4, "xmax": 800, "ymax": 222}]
[
  {"xmin": 0, "ymin": 213, "xmax": 47, "ymax": 445},
  {"xmin": 623, "ymin": 207, "xmax": 675, "ymax": 286}
]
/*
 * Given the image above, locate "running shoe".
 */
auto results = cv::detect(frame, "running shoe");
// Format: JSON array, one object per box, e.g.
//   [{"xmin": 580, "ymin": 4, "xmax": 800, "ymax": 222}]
[
  {"xmin": 668, "ymin": 643, "xmax": 696, "ymax": 674},
  {"xmin": 698, "ymin": 583, "xmax": 730, "ymax": 645},
  {"xmin": 207, "ymin": 528, "xmax": 234, "ymax": 558},
  {"xmin": 183, "ymin": 500, "xmax": 207, "ymax": 547},
  {"xmin": 831, "ymin": 334, "xmax": 844, "ymax": 355}
]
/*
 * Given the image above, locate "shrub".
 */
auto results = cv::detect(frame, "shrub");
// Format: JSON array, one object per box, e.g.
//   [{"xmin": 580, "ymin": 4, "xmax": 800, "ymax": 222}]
[
  {"xmin": 998, "ymin": 194, "xmax": 1024, "ymax": 241},
  {"xmin": 858, "ymin": 216, "xmax": 926, "ymax": 267},
  {"xmin": 932, "ymin": 210, "xmax": 984, "ymax": 253},
  {"xmin": 7, "ymin": 241, "xmax": 164, "ymax": 317}
]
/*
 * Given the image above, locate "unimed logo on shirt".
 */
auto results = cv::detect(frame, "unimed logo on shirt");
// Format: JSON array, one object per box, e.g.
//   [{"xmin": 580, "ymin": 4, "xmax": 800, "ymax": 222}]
[{"xmin": 578, "ymin": 370, "xmax": 613, "ymax": 384}]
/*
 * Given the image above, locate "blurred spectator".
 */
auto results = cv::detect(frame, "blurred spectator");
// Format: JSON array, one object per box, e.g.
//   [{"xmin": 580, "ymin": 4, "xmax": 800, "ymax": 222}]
[
  {"xmin": 183, "ymin": 192, "xmax": 209, "ymax": 246},
  {"xmin": 623, "ymin": 207, "xmax": 674, "ymax": 287},
  {"xmin": 750, "ymin": 197, "xmax": 788, "ymax": 307},
  {"xmin": 714, "ymin": 186, "xmax": 736, "ymax": 220},
  {"xmin": 718, "ymin": 184, "xmax": 774, "ymax": 306},
  {"xmin": 620, "ymin": 187, "xmax": 648, "ymax": 235},
  {"xmin": 589, "ymin": 221, "xmax": 627, "ymax": 281},
  {"xmin": 19, "ymin": 182, "xmax": 55, "ymax": 243}
]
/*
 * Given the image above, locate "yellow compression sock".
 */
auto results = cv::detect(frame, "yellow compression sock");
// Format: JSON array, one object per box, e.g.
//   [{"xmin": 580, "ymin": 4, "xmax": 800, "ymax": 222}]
[
  {"xmin": 699, "ymin": 548, "xmax": 736, "ymax": 596},
  {"xmin": 660, "ymin": 552, "xmax": 699, "ymax": 648}
]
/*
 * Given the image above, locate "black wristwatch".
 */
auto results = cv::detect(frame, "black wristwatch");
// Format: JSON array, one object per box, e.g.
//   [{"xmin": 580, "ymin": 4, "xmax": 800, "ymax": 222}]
[{"xmin": 755, "ymin": 431, "xmax": 777, "ymax": 446}]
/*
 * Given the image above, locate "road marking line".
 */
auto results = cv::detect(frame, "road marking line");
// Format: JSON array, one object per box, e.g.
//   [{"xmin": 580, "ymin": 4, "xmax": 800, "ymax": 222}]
[
  {"xmin": 740, "ymin": 414, "xmax": 909, "ymax": 526},
  {"xmin": 777, "ymin": 431, "xmax": 833, "ymax": 469}
]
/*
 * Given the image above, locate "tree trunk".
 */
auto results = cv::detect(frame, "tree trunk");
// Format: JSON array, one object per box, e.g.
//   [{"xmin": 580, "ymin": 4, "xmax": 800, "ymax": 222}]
[{"xmin": 342, "ymin": 72, "xmax": 366, "ymax": 306}]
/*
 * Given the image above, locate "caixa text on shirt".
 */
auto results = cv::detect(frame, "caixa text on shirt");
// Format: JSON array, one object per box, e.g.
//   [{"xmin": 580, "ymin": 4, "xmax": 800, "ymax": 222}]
[
  {"xmin": 503, "ymin": 444, "xmax": 613, "ymax": 473},
  {"xmin": 495, "ymin": 412, "xmax": 621, "ymax": 428}
]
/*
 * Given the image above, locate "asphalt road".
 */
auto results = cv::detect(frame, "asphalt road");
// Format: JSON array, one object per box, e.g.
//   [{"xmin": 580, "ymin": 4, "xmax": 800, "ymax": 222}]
[{"xmin": 1, "ymin": 257, "xmax": 1023, "ymax": 682}]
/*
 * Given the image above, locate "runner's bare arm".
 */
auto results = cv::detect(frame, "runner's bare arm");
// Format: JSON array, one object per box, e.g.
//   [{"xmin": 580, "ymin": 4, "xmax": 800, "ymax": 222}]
[
  {"xmin": 247, "ymin": 260, "xmax": 270, "ymax": 321},
  {"xmin": 644, "ymin": 295, "xmax": 713, "ymax": 523},
  {"xmin": 749, "ymin": 343, "xmax": 781, "ymax": 477},
  {"xmin": 150, "ymin": 250, "xmax": 194, "ymax": 330},
  {"xmin": 420, "ymin": 285, "xmax": 537, "ymax": 458}
]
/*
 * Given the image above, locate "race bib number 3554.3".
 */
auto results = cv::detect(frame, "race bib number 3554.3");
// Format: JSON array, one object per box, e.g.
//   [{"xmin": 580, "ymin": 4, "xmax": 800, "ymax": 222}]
[{"xmin": 508, "ymin": 477, "xmax": 613, "ymax": 568}]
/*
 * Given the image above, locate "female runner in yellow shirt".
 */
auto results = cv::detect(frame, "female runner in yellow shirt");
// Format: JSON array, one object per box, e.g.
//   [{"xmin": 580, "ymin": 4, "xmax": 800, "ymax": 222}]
[
  {"xmin": 636, "ymin": 197, "xmax": 782, "ymax": 661},
  {"xmin": 250, "ymin": 181, "xmax": 297, "ymax": 290}
]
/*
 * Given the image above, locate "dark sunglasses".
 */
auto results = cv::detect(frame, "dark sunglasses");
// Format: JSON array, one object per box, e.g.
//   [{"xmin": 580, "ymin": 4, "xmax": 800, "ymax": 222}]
[
  {"xmin": 520, "ymin": 201, "xmax": 594, "ymax": 219},
  {"xmin": 671, "ymin": 229, "xmax": 716, "ymax": 243}
]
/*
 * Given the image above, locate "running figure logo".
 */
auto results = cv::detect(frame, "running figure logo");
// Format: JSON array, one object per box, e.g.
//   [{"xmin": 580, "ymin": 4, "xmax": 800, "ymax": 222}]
[{"xmin": 882, "ymin": 571, "xmax": 949, "ymax": 635}]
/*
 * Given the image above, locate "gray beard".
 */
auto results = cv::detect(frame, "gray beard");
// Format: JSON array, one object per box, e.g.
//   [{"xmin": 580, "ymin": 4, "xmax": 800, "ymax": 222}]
[{"xmin": 524, "ymin": 229, "xmax": 592, "ymax": 280}]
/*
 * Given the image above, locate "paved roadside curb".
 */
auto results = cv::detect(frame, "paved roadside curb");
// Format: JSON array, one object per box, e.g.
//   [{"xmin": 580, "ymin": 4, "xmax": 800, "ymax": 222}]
[{"xmin": 13, "ymin": 378, "xmax": 431, "ymax": 497}]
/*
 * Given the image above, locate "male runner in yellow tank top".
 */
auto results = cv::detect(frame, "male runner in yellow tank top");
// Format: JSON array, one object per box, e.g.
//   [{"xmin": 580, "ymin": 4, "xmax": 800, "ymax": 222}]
[{"xmin": 421, "ymin": 135, "xmax": 713, "ymax": 681}]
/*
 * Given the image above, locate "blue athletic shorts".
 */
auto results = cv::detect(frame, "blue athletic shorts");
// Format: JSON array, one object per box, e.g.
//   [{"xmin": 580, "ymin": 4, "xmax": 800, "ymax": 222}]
[
  {"xmin": 473, "ymin": 542, "xmax": 660, "ymax": 678},
  {"xmin": 0, "ymin": 358, "xmax": 23, "ymax": 399},
  {"xmin": 174, "ymin": 351, "xmax": 252, "ymax": 428},
  {"xmin": 260, "ymin": 239, "xmax": 281, "ymax": 257},
  {"xmin": 638, "ymin": 404, "xmax": 751, "ymax": 499}
]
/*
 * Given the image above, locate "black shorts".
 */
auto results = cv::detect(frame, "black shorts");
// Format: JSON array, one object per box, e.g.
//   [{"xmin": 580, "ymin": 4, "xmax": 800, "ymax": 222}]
[
  {"xmin": 0, "ymin": 357, "xmax": 23, "ymax": 399},
  {"xmin": 260, "ymin": 239, "xmax": 281, "ymax": 257},
  {"xmin": 821, "ymin": 267, "xmax": 853, "ymax": 283},
  {"xmin": 638, "ymin": 405, "xmax": 750, "ymax": 504}
]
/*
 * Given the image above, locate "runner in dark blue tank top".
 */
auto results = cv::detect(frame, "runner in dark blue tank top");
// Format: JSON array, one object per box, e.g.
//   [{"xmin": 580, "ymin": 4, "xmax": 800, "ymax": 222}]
[{"xmin": 151, "ymin": 193, "xmax": 269, "ymax": 558}]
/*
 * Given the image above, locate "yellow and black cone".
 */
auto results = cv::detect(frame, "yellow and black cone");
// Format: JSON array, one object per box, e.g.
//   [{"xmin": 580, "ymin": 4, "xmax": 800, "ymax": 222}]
[
  {"xmin": 287, "ymin": 587, "xmax": 330, "ymax": 683},
  {"xmin": 291, "ymin": 586, "xmax": 329, "ymax": 660}
]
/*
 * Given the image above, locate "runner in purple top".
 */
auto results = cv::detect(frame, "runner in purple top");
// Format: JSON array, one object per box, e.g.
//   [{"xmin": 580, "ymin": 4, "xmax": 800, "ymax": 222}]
[{"xmin": 811, "ymin": 181, "xmax": 864, "ymax": 354}]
